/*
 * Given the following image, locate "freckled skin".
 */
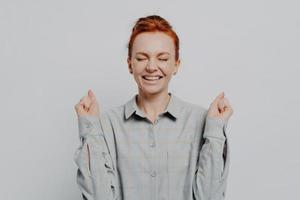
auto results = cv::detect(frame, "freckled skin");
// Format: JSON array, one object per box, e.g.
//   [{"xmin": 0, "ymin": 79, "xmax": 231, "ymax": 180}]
[{"xmin": 127, "ymin": 32, "xmax": 180, "ymax": 96}]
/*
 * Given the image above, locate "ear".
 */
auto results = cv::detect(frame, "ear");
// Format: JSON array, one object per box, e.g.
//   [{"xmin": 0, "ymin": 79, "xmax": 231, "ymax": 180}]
[
  {"xmin": 174, "ymin": 59, "xmax": 181, "ymax": 74},
  {"xmin": 127, "ymin": 57, "xmax": 133, "ymax": 74}
]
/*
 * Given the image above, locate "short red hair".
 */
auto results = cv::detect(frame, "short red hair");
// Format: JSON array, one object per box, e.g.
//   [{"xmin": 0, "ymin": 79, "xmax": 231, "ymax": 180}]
[{"xmin": 127, "ymin": 15, "xmax": 180, "ymax": 61}]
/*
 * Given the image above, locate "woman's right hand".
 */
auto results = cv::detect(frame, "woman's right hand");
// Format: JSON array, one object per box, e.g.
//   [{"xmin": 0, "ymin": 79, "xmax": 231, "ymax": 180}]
[{"xmin": 74, "ymin": 89, "xmax": 100, "ymax": 117}]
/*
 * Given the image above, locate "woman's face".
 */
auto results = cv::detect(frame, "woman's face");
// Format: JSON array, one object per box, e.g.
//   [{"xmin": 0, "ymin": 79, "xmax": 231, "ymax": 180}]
[{"xmin": 128, "ymin": 32, "xmax": 180, "ymax": 96}]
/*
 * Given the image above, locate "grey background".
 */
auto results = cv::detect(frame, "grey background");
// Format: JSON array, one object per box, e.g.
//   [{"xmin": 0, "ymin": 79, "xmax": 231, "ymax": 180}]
[{"xmin": 1, "ymin": 0, "xmax": 299, "ymax": 199}]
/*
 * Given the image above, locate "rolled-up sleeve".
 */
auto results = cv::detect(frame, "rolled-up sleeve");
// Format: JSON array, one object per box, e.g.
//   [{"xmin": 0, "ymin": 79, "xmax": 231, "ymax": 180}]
[
  {"xmin": 74, "ymin": 114, "xmax": 120, "ymax": 200},
  {"xmin": 193, "ymin": 113, "xmax": 230, "ymax": 200}
]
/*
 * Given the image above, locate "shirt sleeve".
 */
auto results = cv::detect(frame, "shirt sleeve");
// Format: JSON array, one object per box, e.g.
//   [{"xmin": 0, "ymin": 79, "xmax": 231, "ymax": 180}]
[
  {"xmin": 193, "ymin": 111, "xmax": 230, "ymax": 200},
  {"xmin": 74, "ymin": 113, "xmax": 120, "ymax": 200}
]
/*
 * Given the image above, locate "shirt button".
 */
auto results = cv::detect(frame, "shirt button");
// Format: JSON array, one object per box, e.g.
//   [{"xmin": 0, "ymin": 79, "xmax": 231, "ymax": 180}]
[
  {"xmin": 150, "ymin": 142, "xmax": 155, "ymax": 148},
  {"xmin": 150, "ymin": 171, "xmax": 157, "ymax": 177}
]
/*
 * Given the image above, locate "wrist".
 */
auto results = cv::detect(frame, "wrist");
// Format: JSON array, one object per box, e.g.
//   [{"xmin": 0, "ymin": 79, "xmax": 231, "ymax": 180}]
[
  {"xmin": 77, "ymin": 115, "xmax": 101, "ymax": 139},
  {"xmin": 203, "ymin": 116, "xmax": 227, "ymax": 141}
]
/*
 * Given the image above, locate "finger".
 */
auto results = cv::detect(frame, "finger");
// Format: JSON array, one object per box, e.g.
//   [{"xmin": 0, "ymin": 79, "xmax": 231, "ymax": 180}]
[
  {"xmin": 218, "ymin": 98, "xmax": 226, "ymax": 112},
  {"xmin": 223, "ymin": 97, "xmax": 232, "ymax": 109},
  {"xmin": 80, "ymin": 95, "xmax": 92, "ymax": 109},
  {"xmin": 88, "ymin": 90, "xmax": 99, "ymax": 112},
  {"xmin": 211, "ymin": 91, "xmax": 225, "ymax": 106},
  {"xmin": 74, "ymin": 102, "xmax": 85, "ymax": 113},
  {"xmin": 89, "ymin": 100, "xmax": 100, "ymax": 114},
  {"xmin": 222, "ymin": 98, "xmax": 233, "ymax": 114},
  {"xmin": 222, "ymin": 98, "xmax": 234, "ymax": 118}
]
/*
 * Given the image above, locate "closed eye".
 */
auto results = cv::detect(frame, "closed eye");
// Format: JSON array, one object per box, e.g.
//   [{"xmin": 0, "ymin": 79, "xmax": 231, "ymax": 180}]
[
  {"xmin": 136, "ymin": 58, "xmax": 147, "ymax": 61},
  {"xmin": 159, "ymin": 58, "xmax": 168, "ymax": 61}
]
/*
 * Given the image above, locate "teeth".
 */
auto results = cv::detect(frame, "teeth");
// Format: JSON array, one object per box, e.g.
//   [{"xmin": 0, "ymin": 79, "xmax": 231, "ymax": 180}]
[{"xmin": 143, "ymin": 76, "xmax": 161, "ymax": 80}]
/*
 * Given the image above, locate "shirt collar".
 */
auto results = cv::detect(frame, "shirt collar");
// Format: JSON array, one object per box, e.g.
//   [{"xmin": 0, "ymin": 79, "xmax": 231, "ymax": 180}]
[{"xmin": 124, "ymin": 92, "xmax": 182, "ymax": 120}]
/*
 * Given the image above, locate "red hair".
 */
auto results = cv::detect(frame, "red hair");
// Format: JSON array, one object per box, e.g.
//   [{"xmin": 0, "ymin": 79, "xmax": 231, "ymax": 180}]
[{"xmin": 127, "ymin": 15, "xmax": 180, "ymax": 61}]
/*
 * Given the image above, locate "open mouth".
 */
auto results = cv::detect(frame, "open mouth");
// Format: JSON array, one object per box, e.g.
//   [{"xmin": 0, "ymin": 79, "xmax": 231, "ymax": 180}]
[{"xmin": 142, "ymin": 75, "xmax": 163, "ymax": 81}]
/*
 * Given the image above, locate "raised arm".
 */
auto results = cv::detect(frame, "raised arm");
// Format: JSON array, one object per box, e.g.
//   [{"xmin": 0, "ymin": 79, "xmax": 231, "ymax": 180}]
[
  {"xmin": 193, "ymin": 115, "xmax": 230, "ymax": 200},
  {"xmin": 74, "ymin": 90, "xmax": 120, "ymax": 200},
  {"xmin": 193, "ymin": 92, "xmax": 233, "ymax": 200}
]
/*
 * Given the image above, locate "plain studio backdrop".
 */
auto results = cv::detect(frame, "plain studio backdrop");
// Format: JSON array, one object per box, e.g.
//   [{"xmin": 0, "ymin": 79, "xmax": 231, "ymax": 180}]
[{"xmin": 0, "ymin": 0, "xmax": 299, "ymax": 199}]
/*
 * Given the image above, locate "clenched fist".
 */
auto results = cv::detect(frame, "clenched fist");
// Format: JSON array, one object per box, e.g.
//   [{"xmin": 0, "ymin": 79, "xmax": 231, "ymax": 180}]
[
  {"xmin": 74, "ymin": 89, "xmax": 100, "ymax": 117},
  {"xmin": 207, "ymin": 92, "xmax": 233, "ymax": 122}
]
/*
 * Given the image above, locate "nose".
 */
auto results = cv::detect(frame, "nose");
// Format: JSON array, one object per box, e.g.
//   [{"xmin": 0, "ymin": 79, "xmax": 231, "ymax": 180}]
[{"xmin": 145, "ymin": 59, "xmax": 158, "ymax": 72}]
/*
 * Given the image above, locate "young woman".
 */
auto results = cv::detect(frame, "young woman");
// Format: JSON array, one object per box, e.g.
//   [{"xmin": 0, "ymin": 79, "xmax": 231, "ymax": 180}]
[{"xmin": 74, "ymin": 15, "xmax": 233, "ymax": 200}]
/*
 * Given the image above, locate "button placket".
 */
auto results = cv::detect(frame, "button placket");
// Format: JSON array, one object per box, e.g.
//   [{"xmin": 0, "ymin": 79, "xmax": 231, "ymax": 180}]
[
  {"xmin": 149, "ymin": 124, "xmax": 156, "ymax": 148},
  {"xmin": 148, "ymin": 122, "xmax": 158, "ymax": 181}
]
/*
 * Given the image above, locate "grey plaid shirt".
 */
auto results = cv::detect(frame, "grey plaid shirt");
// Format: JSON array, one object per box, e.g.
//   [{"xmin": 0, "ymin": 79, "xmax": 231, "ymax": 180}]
[{"xmin": 74, "ymin": 92, "xmax": 230, "ymax": 200}]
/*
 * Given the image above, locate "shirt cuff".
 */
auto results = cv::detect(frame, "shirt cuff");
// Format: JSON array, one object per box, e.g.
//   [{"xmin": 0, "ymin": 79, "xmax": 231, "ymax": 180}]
[
  {"xmin": 77, "ymin": 115, "xmax": 102, "ymax": 139},
  {"xmin": 203, "ymin": 116, "xmax": 227, "ymax": 141}
]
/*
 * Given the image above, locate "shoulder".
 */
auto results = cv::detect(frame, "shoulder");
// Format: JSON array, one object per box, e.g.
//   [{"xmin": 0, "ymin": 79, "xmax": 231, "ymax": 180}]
[
  {"xmin": 99, "ymin": 95, "xmax": 135, "ymax": 122},
  {"xmin": 176, "ymin": 96, "xmax": 208, "ymax": 118},
  {"xmin": 174, "ymin": 97, "xmax": 209, "ymax": 131},
  {"xmin": 100, "ymin": 104, "xmax": 124, "ymax": 121}
]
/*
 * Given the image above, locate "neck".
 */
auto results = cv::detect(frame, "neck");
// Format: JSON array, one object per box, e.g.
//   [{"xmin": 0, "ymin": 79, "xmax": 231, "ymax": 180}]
[{"xmin": 136, "ymin": 90, "xmax": 171, "ymax": 119}]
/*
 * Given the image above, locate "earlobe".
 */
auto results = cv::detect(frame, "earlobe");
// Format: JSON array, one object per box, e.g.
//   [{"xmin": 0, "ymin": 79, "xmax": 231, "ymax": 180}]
[
  {"xmin": 129, "ymin": 65, "xmax": 133, "ymax": 73},
  {"xmin": 176, "ymin": 59, "xmax": 181, "ymax": 67}
]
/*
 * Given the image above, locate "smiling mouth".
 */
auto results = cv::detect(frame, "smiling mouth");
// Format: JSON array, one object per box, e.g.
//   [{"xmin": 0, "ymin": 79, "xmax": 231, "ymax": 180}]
[{"xmin": 142, "ymin": 75, "xmax": 163, "ymax": 81}]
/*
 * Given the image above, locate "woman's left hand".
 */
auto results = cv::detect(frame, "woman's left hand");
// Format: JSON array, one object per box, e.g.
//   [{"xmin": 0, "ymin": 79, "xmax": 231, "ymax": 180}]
[{"xmin": 207, "ymin": 92, "xmax": 233, "ymax": 122}]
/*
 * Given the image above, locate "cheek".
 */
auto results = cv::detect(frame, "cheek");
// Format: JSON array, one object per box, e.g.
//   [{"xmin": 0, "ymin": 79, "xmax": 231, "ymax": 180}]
[
  {"xmin": 131, "ymin": 64, "xmax": 145, "ymax": 74},
  {"xmin": 161, "ymin": 64, "xmax": 176, "ymax": 75}
]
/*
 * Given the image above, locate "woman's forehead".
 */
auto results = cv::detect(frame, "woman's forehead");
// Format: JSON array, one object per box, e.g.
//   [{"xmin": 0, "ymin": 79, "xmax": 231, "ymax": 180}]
[
  {"xmin": 132, "ymin": 32, "xmax": 175, "ymax": 55},
  {"xmin": 135, "ymin": 51, "xmax": 170, "ymax": 56}
]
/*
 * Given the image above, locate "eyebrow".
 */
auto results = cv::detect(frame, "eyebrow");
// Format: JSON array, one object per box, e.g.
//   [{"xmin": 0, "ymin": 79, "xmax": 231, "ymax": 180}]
[{"xmin": 136, "ymin": 52, "xmax": 170, "ymax": 56}]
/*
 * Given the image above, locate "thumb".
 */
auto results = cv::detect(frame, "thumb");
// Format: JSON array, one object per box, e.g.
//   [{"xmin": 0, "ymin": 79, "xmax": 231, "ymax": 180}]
[
  {"xmin": 88, "ymin": 89, "xmax": 96, "ymax": 102},
  {"xmin": 212, "ymin": 91, "xmax": 225, "ymax": 106},
  {"xmin": 217, "ymin": 91, "xmax": 225, "ymax": 99}
]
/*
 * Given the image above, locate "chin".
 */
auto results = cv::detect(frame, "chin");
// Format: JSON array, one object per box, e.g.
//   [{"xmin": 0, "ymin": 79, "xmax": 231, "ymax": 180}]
[{"xmin": 140, "ymin": 86, "xmax": 166, "ymax": 96}]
